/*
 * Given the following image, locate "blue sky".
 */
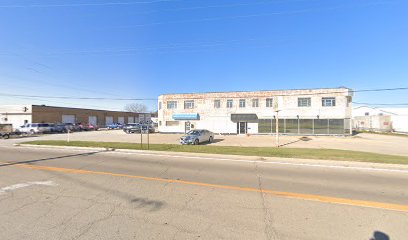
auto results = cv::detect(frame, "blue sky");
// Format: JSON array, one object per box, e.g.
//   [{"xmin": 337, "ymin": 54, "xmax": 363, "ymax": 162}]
[{"xmin": 0, "ymin": 0, "xmax": 407, "ymax": 111}]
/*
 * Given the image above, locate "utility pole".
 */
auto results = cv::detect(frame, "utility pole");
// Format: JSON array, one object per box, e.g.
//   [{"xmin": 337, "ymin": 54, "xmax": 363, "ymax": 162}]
[
  {"xmin": 275, "ymin": 111, "xmax": 280, "ymax": 147},
  {"xmin": 274, "ymin": 97, "xmax": 280, "ymax": 147}
]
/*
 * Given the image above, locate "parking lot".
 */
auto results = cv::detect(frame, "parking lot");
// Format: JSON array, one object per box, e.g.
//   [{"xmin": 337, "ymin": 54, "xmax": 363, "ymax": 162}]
[{"xmin": 2, "ymin": 129, "xmax": 408, "ymax": 156}]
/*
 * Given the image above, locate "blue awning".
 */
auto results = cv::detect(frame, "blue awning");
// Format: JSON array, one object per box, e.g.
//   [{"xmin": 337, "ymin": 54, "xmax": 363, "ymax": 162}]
[{"xmin": 172, "ymin": 113, "xmax": 199, "ymax": 120}]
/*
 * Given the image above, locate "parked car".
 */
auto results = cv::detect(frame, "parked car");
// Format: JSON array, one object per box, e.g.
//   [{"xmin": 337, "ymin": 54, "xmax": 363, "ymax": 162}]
[
  {"xmin": 123, "ymin": 123, "xmax": 141, "ymax": 134},
  {"xmin": 180, "ymin": 129, "xmax": 214, "ymax": 145},
  {"xmin": 0, "ymin": 124, "xmax": 13, "ymax": 139},
  {"xmin": 50, "ymin": 124, "xmax": 68, "ymax": 133},
  {"xmin": 106, "ymin": 123, "xmax": 123, "ymax": 130},
  {"xmin": 16, "ymin": 123, "xmax": 52, "ymax": 134},
  {"xmin": 63, "ymin": 123, "xmax": 81, "ymax": 132},
  {"xmin": 141, "ymin": 125, "xmax": 154, "ymax": 133},
  {"xmin": 83, "ymin": 124, "xmax": 99, "ymax": 131}
]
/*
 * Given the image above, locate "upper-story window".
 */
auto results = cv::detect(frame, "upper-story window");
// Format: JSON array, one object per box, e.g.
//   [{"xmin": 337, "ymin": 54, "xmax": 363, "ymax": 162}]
[
  {"xmin": 239, "ymin": 99, "xmax": 246, "ymax": 108},
  {"xmin": 298, "ymin": 97, "xmax": 311, "ymax": 107},
  {"xmin": 214, "ymin": 100, "xmax": 221, "ymax": 109},
  {"xmin": 227, "ymin": 99, "xmax": 233, "ymax": 108},
  {"xmin": 266, "ymin": 98, "xmax": 273, "ymax": 107},
  {"xmin": 184, "ymin": 100, "xmax": 195, "ymax": 109},
  {"xmin": 167, "ymin": 101, "xmax": 177, "ymax": 109},
  {"xmin": 159, "ymin": 102, "xmax": 162, "ymax": 110},
  {"xmin": 322, "ymin": 97, "xmax": 336, "ymax": 107},
  {"xmin": 252, "ymin": 99, "xmax": 259, "ymax": 108}
]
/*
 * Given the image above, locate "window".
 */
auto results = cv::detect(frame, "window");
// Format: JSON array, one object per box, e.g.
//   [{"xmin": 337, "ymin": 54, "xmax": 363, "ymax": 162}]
[
  {"xmin": 166, "ymin": 121, "xmax": 179, "ymax": 126},
  {"xmin": 239, "ymin": 99, "xmax": 246, "ymax": 108},
  {"xmin": 227, "ymin": 99, "xmax": 233, "ymax": 108},
  {"xmin": 167, "ymin": 101, "xmax": 177, "ymax": 109},
  {"xmin": 159, "ymin": 121, "xmax": 162, "ymax": 126},
  {"xmin": 159, "ymin": 102, "xmax": 162, "ymax": 110},
  {"xmin": 184, "ymin": 100, "xmax": 195, "ymax": 109},
  {"xmin": 298, "ymin": 97, "xmax": 311, "ymax": 107},
  {"xmin": 252, "ymin": 99, "xmax": 259, "ymax": 108},
  {"xmin": 214, "ymin": 100, "xmax": 221, "ymax": 108},
  {"xmin": 322, "ymin": 97, "xmax": 336, "ymax": 107},
  {"xmin": 365, "ymin": 112, "xmax": 370, "ymax": 116},
  {"xmin": 266, "ymin": 98, "xmax": 273, "ymax": 107}
]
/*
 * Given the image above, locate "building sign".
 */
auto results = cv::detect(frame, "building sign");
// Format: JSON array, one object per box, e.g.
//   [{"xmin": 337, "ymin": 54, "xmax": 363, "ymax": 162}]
[{"xmin": 172, "ymin": 113, "xmax": 199, "ymax": 120}]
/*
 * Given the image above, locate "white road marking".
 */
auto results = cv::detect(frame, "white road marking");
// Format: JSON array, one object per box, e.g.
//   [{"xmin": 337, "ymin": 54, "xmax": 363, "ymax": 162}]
[{"xmin": 0, "ymin": 181, "xmax": 57, "ymax": 194}]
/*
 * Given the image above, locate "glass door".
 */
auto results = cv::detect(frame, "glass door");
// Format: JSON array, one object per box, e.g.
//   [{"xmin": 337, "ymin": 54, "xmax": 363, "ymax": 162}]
[{"xmin": 238, "ymin": 122, "xmax": 247, "ymax": 134}]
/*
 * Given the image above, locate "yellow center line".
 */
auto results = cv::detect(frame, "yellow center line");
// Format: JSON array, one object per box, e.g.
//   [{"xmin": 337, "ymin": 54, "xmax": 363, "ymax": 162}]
[{"xmin": 2, "ymin": 161, "xmax": 408, "ymax": 212}]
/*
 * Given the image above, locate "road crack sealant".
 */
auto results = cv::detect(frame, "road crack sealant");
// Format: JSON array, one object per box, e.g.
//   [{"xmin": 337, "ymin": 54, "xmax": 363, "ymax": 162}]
[{"xmin": 254, "ymin": 162, "xmax": 279, "ymax": 240}]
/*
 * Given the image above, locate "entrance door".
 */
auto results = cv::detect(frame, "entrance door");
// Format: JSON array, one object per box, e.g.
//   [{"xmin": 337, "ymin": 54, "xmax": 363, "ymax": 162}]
[{"xmin": 238, "ymin": 122, "xmax": 247, "ymax": 134}]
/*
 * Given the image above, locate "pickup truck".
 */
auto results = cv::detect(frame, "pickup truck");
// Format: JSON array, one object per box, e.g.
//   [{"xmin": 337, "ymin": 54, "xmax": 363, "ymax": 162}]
[{"xmin": 0, "ymin": 124, "xmax": 13, "ymax": 139}]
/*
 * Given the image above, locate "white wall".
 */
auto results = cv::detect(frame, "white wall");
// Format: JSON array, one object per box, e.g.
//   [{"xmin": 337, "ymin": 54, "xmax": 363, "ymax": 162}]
[
  {"xmin": 392, "ymin": 116, "xmax": 408, "ymax": 133},
  {"xmin": 0, "ymin": 105, "xmax": 33, "ymax": 129},
  {"xmin": 158, "ymin": 88, "xmax": 352, "ymax": 134}
]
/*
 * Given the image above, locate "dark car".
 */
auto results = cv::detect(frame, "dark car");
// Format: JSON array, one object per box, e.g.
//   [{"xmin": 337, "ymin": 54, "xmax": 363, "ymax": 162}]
[
  {"xmin": 123, "ymin": 123, "xmax": 141, "ymax": 134},
  {"xmin": 50, "ymin": 124, "xmax": 68, "ymax": 133}
]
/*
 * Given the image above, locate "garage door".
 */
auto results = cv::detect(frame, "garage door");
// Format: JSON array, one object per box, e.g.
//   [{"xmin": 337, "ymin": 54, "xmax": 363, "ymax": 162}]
[
  {"xmin": 62, "ymin": 115, "xmax": 75, "ymax": 124},
  {"xmin": 128, "ymin": 116, "xmax": 134, "ymax": 123},
  {"xmin": 89, "ymin": 116, "xmax": 97, "ymax": 125},
  {"xmin": 118, "ymin": 117, "xmax": 125, "ymax": 124},
  {"xmin": 105, "ymin": 116, "xmax": 113, "ymax": 125}
]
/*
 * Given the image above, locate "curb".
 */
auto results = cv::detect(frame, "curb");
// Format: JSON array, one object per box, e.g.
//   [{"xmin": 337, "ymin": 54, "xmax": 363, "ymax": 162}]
[{"xmin": 13, "ymin": 143, "xmax": 408, "ymax": 172}]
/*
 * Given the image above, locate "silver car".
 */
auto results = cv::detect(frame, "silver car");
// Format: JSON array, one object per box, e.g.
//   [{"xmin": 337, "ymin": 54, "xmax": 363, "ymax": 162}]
[
  {"xmin": 180, "ymin": 129, "xmax": 214, "ymax": 145},
  {"xmin": 16, "ymin": 123, "xmax": 52, "ymax": 134}
]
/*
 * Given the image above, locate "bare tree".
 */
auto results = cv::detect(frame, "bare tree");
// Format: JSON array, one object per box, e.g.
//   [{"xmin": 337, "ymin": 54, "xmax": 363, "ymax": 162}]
[{"xmin": 124, "ymin": 103, "xmax": 148, "ymax": 113}]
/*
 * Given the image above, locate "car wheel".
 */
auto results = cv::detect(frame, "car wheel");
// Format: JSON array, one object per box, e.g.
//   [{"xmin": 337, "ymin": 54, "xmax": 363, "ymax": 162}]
[
  {"xmin": 30, "ymin": 129, "xmax": 35, "ymax": 135},
  {"xmin": 209, "ymin": 136, "xmax": 213, "ymax": 143},
  {"xmin": 194, "ymin": 139, "xmax": 199, "ymax": 145}
]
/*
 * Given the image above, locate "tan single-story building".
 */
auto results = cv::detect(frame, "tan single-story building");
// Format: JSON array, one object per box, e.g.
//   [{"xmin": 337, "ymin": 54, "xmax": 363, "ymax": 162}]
[{"xmin": 0, "ymin": 105, "xmax": 152, "ymax": 129}]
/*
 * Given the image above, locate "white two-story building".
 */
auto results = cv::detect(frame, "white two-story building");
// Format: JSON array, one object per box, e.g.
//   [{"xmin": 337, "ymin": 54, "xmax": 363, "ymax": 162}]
[{"xmin": 158, "ymin": 87, "xmax": 353, "ymax": 135}]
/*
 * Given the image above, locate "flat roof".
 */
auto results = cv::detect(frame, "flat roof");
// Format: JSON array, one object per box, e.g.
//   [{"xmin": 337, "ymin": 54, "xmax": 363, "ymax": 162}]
[
  {"xmin": 159, "ymin": 87, "xmax": 351, "ymax": 96},
  {"xmin": 32, "ymin": 105, "xmax": 151, "ymax": 114}
]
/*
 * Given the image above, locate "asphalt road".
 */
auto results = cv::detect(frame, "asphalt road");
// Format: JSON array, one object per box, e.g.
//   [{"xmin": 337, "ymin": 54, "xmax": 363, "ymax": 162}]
[{"xmin": 0, "ymin": 146, "xmax": 407, "ymax": 240}]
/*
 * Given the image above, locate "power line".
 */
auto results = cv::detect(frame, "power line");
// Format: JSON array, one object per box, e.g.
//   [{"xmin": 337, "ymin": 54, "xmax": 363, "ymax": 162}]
[
  {"xmin": 0, "ymin": 0, "xmax": 182, "ymax": 8},
  {"xmin": 115, "ymin": 1, "xmax": 393, "ymax": 28},
  {"xmin": 353, "ymin": 102, "xmax": 408, "ymax": 106},
  {"xmin": 1, "ymin": 87, "xmax": 407, "ymax": 101}
]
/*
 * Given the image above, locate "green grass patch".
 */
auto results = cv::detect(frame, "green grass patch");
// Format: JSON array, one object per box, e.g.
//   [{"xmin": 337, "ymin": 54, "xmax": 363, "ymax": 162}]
[{"xmin": 22, "ymin": 140, "xmax": 408, "ymax": 165}]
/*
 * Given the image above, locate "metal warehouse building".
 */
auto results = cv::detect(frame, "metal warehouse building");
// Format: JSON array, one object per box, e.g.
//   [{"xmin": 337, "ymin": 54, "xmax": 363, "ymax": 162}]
[
  {"xmin": 158, "ymin": 87, "xmax": 353, "ymax": 135},
  {"xmin": 0, "ymin": 105, "xmax": 152, "ymax": 129}
]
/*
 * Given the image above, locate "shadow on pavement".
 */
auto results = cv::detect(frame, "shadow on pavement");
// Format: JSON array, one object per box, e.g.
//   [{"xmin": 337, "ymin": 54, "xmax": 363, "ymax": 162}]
[
  {"xmin": 46, "ymin": 170, "xmax": 166, "ymax": 212},
  {"xmin": 201, "ymin": 139, "xmax": 224, "ymax": 145},
  {"xmin": 278, "ymin": 136, "xmax": 312, "ymax": 147},
  {"xmin": 370, "ymin": 231, "xmax": 390, "ymax": 240},
  {"xmin": 0, "ymin": 151, "xmax": 108, "ymax": 168}
]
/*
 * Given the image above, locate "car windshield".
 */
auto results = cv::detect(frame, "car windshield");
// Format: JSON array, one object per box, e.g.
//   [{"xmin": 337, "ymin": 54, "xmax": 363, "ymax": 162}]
[{"xmin": 187, "ymin": 130, "xmax": 200, "ymax": 135}]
